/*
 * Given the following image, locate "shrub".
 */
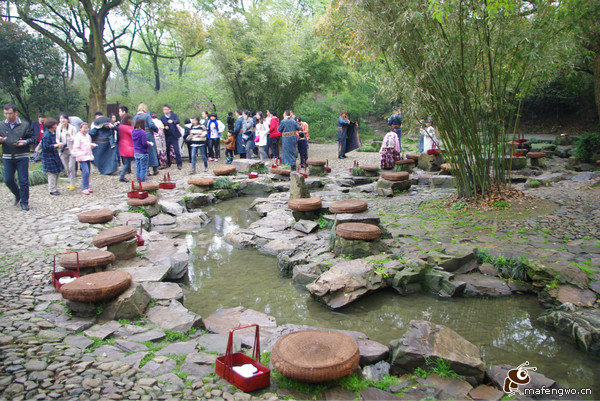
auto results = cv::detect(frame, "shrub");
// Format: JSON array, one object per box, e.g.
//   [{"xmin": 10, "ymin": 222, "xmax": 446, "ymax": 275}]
[
  {"xmin": 351, "ymin": 166, "xmax": 365, "ymax": 176},
  {"xmin": 213, "ymin": 177, "xmax": 232, "ymax": 189},
  {"xmin": 574, "ymin": 133, "xmax": 600, "ymax": 163},
  {"xmin": 527, "ymin": 180, "xmax": 541, "ymax": 188}
]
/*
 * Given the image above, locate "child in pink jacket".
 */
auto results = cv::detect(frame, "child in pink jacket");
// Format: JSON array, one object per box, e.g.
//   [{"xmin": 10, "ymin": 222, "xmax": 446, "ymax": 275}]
[{"xmin": 71, "ymin": 122, "xmax": 97, "ymax": 195}]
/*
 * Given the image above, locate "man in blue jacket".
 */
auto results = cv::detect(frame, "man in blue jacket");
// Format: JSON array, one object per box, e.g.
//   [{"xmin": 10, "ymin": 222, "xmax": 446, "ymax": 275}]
[
  {"xmin": 233, "ymin": 109, "xmax": 245, "ymax": 159},
  {"xmin": 1, "ymin": 104, "xmax": 34, "ymax": 210},
  {"xmin": 160, "ymin": 104, "xmax": 182, "ymax": 169}
]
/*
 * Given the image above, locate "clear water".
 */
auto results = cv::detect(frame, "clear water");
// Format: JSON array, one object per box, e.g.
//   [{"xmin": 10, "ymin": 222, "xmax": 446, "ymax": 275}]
[{"xmin": 181, "ymin": 197, "xmax": 598, "ymax": 397}]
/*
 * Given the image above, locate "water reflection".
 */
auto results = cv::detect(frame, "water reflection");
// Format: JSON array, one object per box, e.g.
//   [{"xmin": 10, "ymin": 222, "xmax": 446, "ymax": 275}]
[{"xmin": 181, "ymin": 197, "xmax": 598, "ymax": 397}]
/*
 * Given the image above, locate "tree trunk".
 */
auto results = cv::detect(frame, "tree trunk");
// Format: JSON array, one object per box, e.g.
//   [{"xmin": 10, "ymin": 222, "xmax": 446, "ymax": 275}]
[
  {"xmin": 595, "ymin": 52, "xmax": 600, "ymax": 125},
  {"xmin": 152, "ymin": 56, "xmax": 160, "ymax": 91},
  {"xmin": 122, "ymin": 72, "xmax": 130, "ymax": 96},
  {"xmin": 88, "ymin": 83, "xmax": 107, "ymax": 121},
  {"xmin": 178, "ymin": 57, "xmax": 184, "ymax": 79}
]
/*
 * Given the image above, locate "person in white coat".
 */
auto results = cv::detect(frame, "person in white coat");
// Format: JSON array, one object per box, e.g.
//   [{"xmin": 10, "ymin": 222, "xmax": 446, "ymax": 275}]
[
  {"xmin": 56, "ymin": 113, "xmax": 77, "ymax": 190},
  {"xmin": 254, "ymin": 111, "xmax": 269, "ymax": 161}
]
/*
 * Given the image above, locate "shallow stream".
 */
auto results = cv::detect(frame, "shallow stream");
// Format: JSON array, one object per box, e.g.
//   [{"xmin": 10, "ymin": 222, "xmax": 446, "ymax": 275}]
[{"xmin": 181, "ymin": 197, "xmax": 598, "ymax": 397}]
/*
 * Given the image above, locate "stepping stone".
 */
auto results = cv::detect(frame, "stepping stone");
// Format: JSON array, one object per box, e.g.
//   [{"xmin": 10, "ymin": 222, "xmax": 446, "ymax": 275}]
[
  {"xmin": 59, "ymin": 250, "xmax": 115, "ymax": 270},
  {"xmin": 64, "ymin": 335, "xmax": 94, "ymax": 350},
  {"xmin": 114, "ymin": 263, "xmax": 171, "ymax": 282},
  {"xmin": 188, "ymin": 177, "xmax": 215, "ymax": 187},
  {"xmin": 395, "ymin": 159, "xmax": 415, "ymax": 165},
  {"xmin": 306, "ymin": 158, "xmax": 326, "ymax": 166},
  {"xmin": 527, "ymin": 151, "xmax": 547, "ymax": 159},
  {"xmin": 405, "ymin": 154, "xmax": 419, "ymax": 160},
  {"xmin": 381, "ymin": 171, "xmax": 409, "ymax": 181},
  {"xmin": 527, "ymin": 151, "xmax": 547, "ymax": 168},
  {"xmin": 127, "ymin": 194, "xmax": 158, "ymax": 207},
  {"xmin": 93, "ymin": 226, "xmax": 137, "ymax": 248},
  {"xmin": 271, "ymin": 167, "xmax": 291, "ymax": 176},
  {"xmin": 360, "ymin": 165, "xmax": 379, "ymax": 172},
  {"xmin": 213, "ymin": 165, "xmax": 236, "ymax": 176},
  {"xmin": 126, "ymin": 328, "xmax": 166, "ymax": 343},
  {"xmin": 61, "ymin": 271, "xmax": 132, "ymax": 303},
  {"xmin": 336, "ymin": 223, "xmax": 382, "ymax": 241},
  {"xmin": 141, "ymin": 282, "xmax": 183, "ymax": 301},
  {"xmin": 115, "ymin": 339, "xmax": 148, "ymax": 353},
  {"xmin": 329, "ymin": 199, "xmax": 368, "ymax": 214},
  {"xmin": 138, "ymin": 182, "xmax": 159, "ymax": 191},
  {"xmin": 84, "ymin": 321, "xmax": 122, "ymax": 340},
  {"xmin": 288, "ymin": 197, "xmax": 322, "ymax": 212},
  {"xmin": 77, "ymin": 208, "xmax": 113, "ymax": 224}
]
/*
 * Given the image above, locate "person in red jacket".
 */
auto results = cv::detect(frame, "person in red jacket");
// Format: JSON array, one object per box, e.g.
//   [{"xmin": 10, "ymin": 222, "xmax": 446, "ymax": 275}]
[
  {"xmin": 118, "ymin": 115, "xmax": 135, "ymax": 182},
  {"xmin": 267, "ymin": 109, "xmax": 280, "ymax": 158}
]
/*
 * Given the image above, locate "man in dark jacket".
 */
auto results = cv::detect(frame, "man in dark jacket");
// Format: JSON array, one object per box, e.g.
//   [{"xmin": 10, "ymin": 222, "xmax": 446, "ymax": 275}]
[
  {"xmin": 30, "ymin": 113, "xmax": 45, "ymax": 146},
  {"xmin": 1, "ymin": 104, "xmax": 34, "ymax": 210},
  {"xmin": 233, "ymin": 109, "xmax": 245, "ymax": 158},
  {"xmin": 160, "ymin": 104, "xmax": 182, "ymax": 169}
]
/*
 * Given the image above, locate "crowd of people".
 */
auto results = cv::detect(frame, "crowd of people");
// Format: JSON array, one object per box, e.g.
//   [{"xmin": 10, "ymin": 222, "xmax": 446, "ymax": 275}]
[{"xmin": 2, "ymin": 100, "xmax": 438, "ymax": 211}]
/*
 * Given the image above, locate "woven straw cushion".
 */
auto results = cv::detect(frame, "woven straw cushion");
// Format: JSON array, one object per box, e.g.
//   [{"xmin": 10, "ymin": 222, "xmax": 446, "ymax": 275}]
[
  {"xmin": 60, "ymin": 271, "xmax": 132, "ymax": 302},
  {"xmin": 77, "ymin": 209, "xmax": 114, "ymax": 224},
  {"xmin": 306, "ymin": 159, "xmax": 326, "ymax": 166},
  {"xmin": 441, "ymin": 163, "xmax": 452, "ymax": 172},
  {"xmin": 271, "ymin": 330, "xmax": 360, "ymax": 383},
  {"xmin": 329, "ymin": 199, "xmax": 368, "ymax": 214},
  {"xmin": 271, "ymin": 167, "xmax": 291, "ymax": 176},
  {"xmin": 395, "ymin": 159, "xmax": 415, "ymax": 165},
  {"xmin": 93, "ymin": 226, "xmax": 137, "ymax": 248},
  {"xmin": 405, "ymin": 154, "xmax": 420, "ymax": 160},
  {"xmin": 381, "ymin": 171, "xmax": 409, "ymax": 182},
  {"xmin": 527, "ymin": 152, "xmax": 547, "ymax": 159},
  {"xmin": 138, "ymin": 182, "xmax": 159, "ymax": 191},
  {"xmin": 214, "ymin": 165, "xmax": 237, "ymax": 176},
  {"xmin": 188, "ymin": 177, "xmax": 215, "ymax": 187},
  {"xmin": 59, "ymin": 251, "xmax": 115, "ymax": 270},
  {"xmin": 360, "ymin": 165, "xmax": 379, "ymax": 172},
  {"xmin": 336, "ymin": 223, "xmax": 382, "ymax": 241},
  {"xmin": 127, "ymin": 194, "xmax": 158, "ymax": 207},
  {"xmin": 288, "ymin": 198, "xmax": 322, "ymax": 212}
]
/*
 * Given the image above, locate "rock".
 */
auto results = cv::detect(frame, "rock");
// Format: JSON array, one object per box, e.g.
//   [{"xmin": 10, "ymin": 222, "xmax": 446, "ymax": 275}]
[
  {"xmin": 111, "ymin": 261, "xmax": 172, "ymax": 282},
  {"xmin": 214, "ymin": 188, "xmax": 237, "ymax": 201},
  {"xmin": 389, "ymin": 320, "xmax": 485, "ymax": 385},
  {"xmin": 180, "ymin": 362, "xmax": 213, "ymax": 377},
  {"xmin": 423, "ymin": 268, "xmax": 466, "ymax": 298},
  {"xmin": 278, "ymin": 249, "xmax": 311, "ymax": 277},
  {"xmin": 293, "ymin": 219, "xmax": 319, "ymax": 234},
  {"xmin": 391, "ymin": 257, "xmax": 429, "ymax": 296},
  {"xmin": 174, "ymin": 211, "xmax": 211, "ymax": 232},
  {"xmin": 555, "ymin": 135, "xmax": 577, "ymax": 146},
  {"xmin": 418, "ymin": 153, "xmax": 442, "ymax": 172},
  {"xmin": 107, "ymin": 237, "xmax": 138, "ymax": 260},
  {"xmin": 237, "ymin": 179, "xmax": 274, "ymax": 195},
  {"xmin": 322, "ymin": 211, "xmax": 381, "ymax": 226},
  {"xmin": 360, "ymin": 387, "xmax": 402, "ymax": 400},
  {"xmin": 140, "ymin": 357, "xmax": 177, "ymax": 376},
  {"xmin": 525, "ymin": 260, "xmax": 588, "ymax": 289},
  {"xmin": 306, "ymin": 259, "xmax": 386, "ymax": 309},
  {"xmin": 144, "ymin": 239, "xmax": 189, "ymax": 280},
  {"xmin": 469, "ymin": 385, "xmax": 504, "ymax": 401},
  {"xmin": 333, "ymin": 237, "xmax": 389, "ymax": 258},
  {"xmin": 375, "ymin": 178, "xmax": 412, "ymax": 194},
  {"xmin": 115, "ymin": 339, "xmax": 148, "ymax": 353},
  {"xmin": 186, "ymin": 352, "xmax": 218, "ymax": 365},
  {"xmin": 185, "ymin": 193, "xmax": 215, "ymax": 209},
  {"xmin": 324, "ymin": 387, "xmax": 359, "ymax": 401},
  {"xmin": 126, "ymin": 328, "xmax": 166, "ymax": 343},
  {"xmin": 146, "ymin": 300, "xmax": 204, "ymax": 332},
  {"xmin": 0, "ymin": 333, "xmax": 14, "ymax": 345},
  {"xmin": 156, "ymin": 341, "xmax": 198, "ymax": 356},
  {"xmin": 64, "ymin": 335, "xmax": 94, "ymax": 350},
  {"xmin": 357, "ymin": 339, "xmax": 390, "ymax": 366},
  {"xmin": 308, "ymin": 164, "xmax": 328, "ymax": 177},
  {"xmin": 225, "ymin": 229, "xmax": 256, "ymax": 248},
  {"xmin": 362, "ymin": 361, "xmax": 390, "ymax": 382},
  {"xmin": 197, "ymin": 333, "xmax": 241, "ymax": 354},
  {"xmin": 486, "ymin": 364, "xmax": 557, "ymax": 395},
  {"xmin": 426, "ymin": 246, "xmax": 477, "ymax": 273},
  {"xmin": 100, "ymin": 281, "xmax": 150, "ymax": 320},
  {"xmin": 429, "ymin": 176, "xmax": 455, "ymax": 188},
  {"xmin": 572, "ymin": 171, "xmax": 600, "ymax": 181},
  {"xmin": 262, "ymin": 239, "xmax": 298, "ymax": 256},
  {"xmin": 203, "ymin": 307, "xmax": 277, "ymax": 347},
  {"xmin": 232, "ymin": 158, "xmax": 261, "ymax": 172},
  {"xmin": 84, "ymin": 321, "xmax": 122, "ymax": 340},
  {"xmin": 538, "ymin": 285, "xmax": 597, "ymax": 308},
  {"xmin": 159, "ymin": 200, "xmax": 185, "ymax": 216},
  {"xmin": 455, "ymin": 273, "xmax": 512, "ymax": 297},
  {"xmin": 261, "ymin": 324, "xmax": 368, "ymax": 353},
  {"xmin": 423, "ymin": 374, "xmax": 473, "ymax": 400},
  {"xmin": 293, "ymin": 263, "xmax": 326, "ymax": 285},
  {"xmin": 24, "ymin": 360, "xmax": 47, "ymax": 371},
  {"xmin": 141, "ymin": 282, "xmax": 184, "ymax": 302},
  {"xmin": 554, "ymin": 145, "xmax": 576, "ymax": 158},
  {"xmin": 538, "ymin": 308, "xmax": 600, "ymax": 356},
  {"xmin": 150, "ymin": 213, "xmax": 177, "ymax": 233},
  {"xmin": 114, "ymin": 212, "xmax": 150, "ymax": 230},
  {"xmin": 478, "ymin": 263, "xmax": 499, "ymax": 276}
]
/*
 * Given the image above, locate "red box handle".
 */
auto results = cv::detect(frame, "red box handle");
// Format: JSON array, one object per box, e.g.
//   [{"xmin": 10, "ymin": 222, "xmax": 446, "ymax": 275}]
[
  {"xmin": 224, "ymin": 324, "xmax": 261, "ymax": 380},
  {"xmin": 126, "ymin": 219, "xmax": 143, "ymax": 236},
  {"xmin": 54, "ymin": 251, "xmax": 80, "ymax": 277}
]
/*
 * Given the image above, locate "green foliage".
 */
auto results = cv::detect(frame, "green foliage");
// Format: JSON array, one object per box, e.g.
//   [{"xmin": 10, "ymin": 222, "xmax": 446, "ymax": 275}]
[
  {"xmin": 95, "ymin": 305, "xmax": 104, "ymax": 316},
  {"xmin": 452, "ymin": 201, "xmax": 467, "ymax": 211},
  {"xmin": 476, "ymin": 249, "xmax": 529, "ymax": 281},
  {"xmin": 528, "ymin": 180, "xmax": 541, "ymax": 188},
  {"xmin": 492, "ymin": 201, "xmax": 511, "ymax": 209},
  {"xmin": 213, "ymin": 177, "xmax": 232, "ymax": 189},
  {"xmin": 139, "ymin": 352, "xmax": 155, "ymax": 368},
  {"xmin": 428, "ymin": 358, "xmax": 462, "ymax": 379},
  {"xmin": 88, "ymin": 337, "xmax": 116, "ymax": 352},
  {"xmin": 414, "ymin": 367, "xmax": 429, "ymax": 379},
  {"xmin": 318, "ymin": 216, "xmax": 334, "ymax": 230},
  {"xmin": 351, "ymin": 166, "xmax": 365, "ymax": 176},
  {"xmin": 375, "ymin": 266, "xmax": 390, "ymax": 279},
  {"xmin": 249, "ymin": 164, "xmax": 268, "ymax": 174},
  {"xmin": 574, "ymin": 133, "xmax": 600, "ymax": 163},
  {"xmin": 357, "ymin": 144, "xmax": 378, "ymax": 152},
  {"xmin": 571, "ymin": 259, "xmax": 597, "ymax": 279}
]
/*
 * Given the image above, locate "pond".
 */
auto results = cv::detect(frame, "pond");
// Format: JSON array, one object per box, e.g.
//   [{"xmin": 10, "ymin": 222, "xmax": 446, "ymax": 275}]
[{"xmin": 180, "ymin": 197, "xmax": 598, "ymax": 397}]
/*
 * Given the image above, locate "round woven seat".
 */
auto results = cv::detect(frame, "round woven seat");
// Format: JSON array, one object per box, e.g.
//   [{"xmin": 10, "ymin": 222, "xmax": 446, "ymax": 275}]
[
  {"xmin": 271, "ymin": 167, "xmax": 291, "ymax": 176},
  {"xmin": 77, "ymin": 209, "xmax": 113, "ymax": 224},
  {"xmin": 336, "ymin": 223, "xmax": 382, "ymax": 241},
  {"xmin": 127, "ymin": 194, "xmax": 158, "ymax": 207},
  {"xmin": 59, "ymin": 250, "xmax": 115, "ymax": 270},
  {"xmin": 188, "ymin": 177, "xmax": 215, "ymax": 187},
  {"xmin": 329, "ymin": 199, "xmax": 368, "ymax": 214},
  {"xmin": 138, "ymin": 182, "xmax": 159, "ymax": 191},
  {"xmin": 60, "ymin": 271, "xmax": 132, "ymax": 302},
  {"xmin": 381, "ymin": 171, "xmax": 409, "ymax": 182},
  {"xmin": 306, "ymin": 159, "xmax": 326, "ymax": 166},
  {"xmin": 288, "ymin": 198, "xmax": 322, "ymax": 212},
  {"xmin": 526, "ymin": 152, "xmax": 547, "ymax": 159},
  {"xmin": 360, "ymin": 165, "xmax": 379, "ymax": 172},
  {"xmin": 395, "ymin": 159, "xmax": 415, "ymax": 165},
  {"xmin": 92, "ymin": 226, "xmax": 137, "ymax": 248},
  {"xmin": 271, "ymin": 330, "xmax": 360, "ymax": 383},
  {"xmin": 214, "ymin": 165, "xmax": 237, "ymax": 176},
  {"xmin": 441, "ymin": 163, "xmax": 453, "ymax": 172},
  {"xmin": 405, "ymin": 154, "xmax": 420, "ymax": 161}
]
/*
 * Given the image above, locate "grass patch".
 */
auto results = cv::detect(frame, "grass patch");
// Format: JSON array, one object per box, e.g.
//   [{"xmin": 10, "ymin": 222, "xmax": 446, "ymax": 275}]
[
  {"xmin": 213, "ymin": 177, "xmax": 232, "ymax": 189},
  {"xmin": 527, "ymin": 180, "xmax": 541, "ymax": 188},
  {"xmin": 249, "ymin": 164, "xmax": 268, "ymax": 174},
  {"xmin": 87, "ymin": 337, "xmax": 116, "ymax": 352},
  {"xmin": 571, "ymin": 259, "xmax": 597, "ymax": 279},
  {"xmin": 351, "ymin": 166, "xmax": 366, "ymax": 176},
  {"xmin": 476, "ymin": 249, "xmax": 529, "ymax": 281},
  {"xmin": 414, "ymin": 358, "xmax": 463, "ymax": 379}
]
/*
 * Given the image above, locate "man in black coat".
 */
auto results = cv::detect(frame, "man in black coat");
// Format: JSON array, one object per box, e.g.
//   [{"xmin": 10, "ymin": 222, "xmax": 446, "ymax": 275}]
[
  {"xmin": 160, "ymin": 104, "xmax": 182, "ymax": 169},
  {"xmin": 1, "ymin": 104, "xmax": 34, "ymax": 210}
]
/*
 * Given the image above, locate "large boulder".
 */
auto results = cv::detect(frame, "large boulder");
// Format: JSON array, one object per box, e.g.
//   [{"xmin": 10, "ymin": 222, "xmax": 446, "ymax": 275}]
[
  {"xmin": 141, "ymin": 282, "xmax": 184, "ymax": 302},
  {"xmin": 537, "ymin": 285, "xmax": 597, "ymax": 308},
  {"xmin": 418, "ymin": 153, "xmax": 443, "ymax": 172},
  {"xmin": 391, "ymin": 257, "xmax": 429, "ymax": 296},
  {"xmin": 232, "ymin": 158, "xmax": 262, "ymax": 172},
  {"xmin": 306, "ymin": 259, "xmax": 386, "ymax": 309},
  {"xmin": 423, "ymin": 268, "xmax": 466, "ymax": 298},
  {"xmin": 143, "ymin": 239, "xmax": 189, "ymax": 280},
  {"xmin": 150, "ymin": 213, "xmax": 177, "ymax": 233},
  {"xmin": 107, "ymin": 237, "xmax": 137, "ymax": 260},
  {"xmin": 174, "ymin": 211, "xmax": 210, "ymax": 232},
  {"xmin": 455, "ymin": 273, "xmax": 512, "ymax": 297},
  {"xmin": 99, "ymin": 282, "xmax": 150, "ymax": 320},
  {"xmin": 426, "ymin": 246, "xmax": 477, "ymax": 273},
  {"xmin": 537, "ymin": 307, "xmax": 600, "ymax": 356},
  {"xmin": 203, "ymin": 307, "xmax": 277, "ymax": 347},
  {"xmin": 159, "ymin": 200, "xmax": 185, "ymax": 216},
  {"xmin": 525, "ymin": 260, "xmax": 589, "ymax": 290},
  {"xmin": 332, "ymin": 236, "xmax": 389, "ymax": 258},
  {"xmin": 289, "ymin": 172, "xmax": 311, "ymax": 200},
  {"xmin": 390, "ymin": 320, "xmax": 485, "ymax": 385},
  {"xmin": 146, "ymin": 300, "xmax": 204, "ymax": 332},
  {"xmin": 237, "ymin": 179, "xmax": 274, "ymax": 196}
]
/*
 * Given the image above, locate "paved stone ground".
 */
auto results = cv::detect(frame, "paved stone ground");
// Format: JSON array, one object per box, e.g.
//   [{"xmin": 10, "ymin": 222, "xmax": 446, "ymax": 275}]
[{"xmin": 0, "ymin": 143, "xmax": 599, "ymax": 401}]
